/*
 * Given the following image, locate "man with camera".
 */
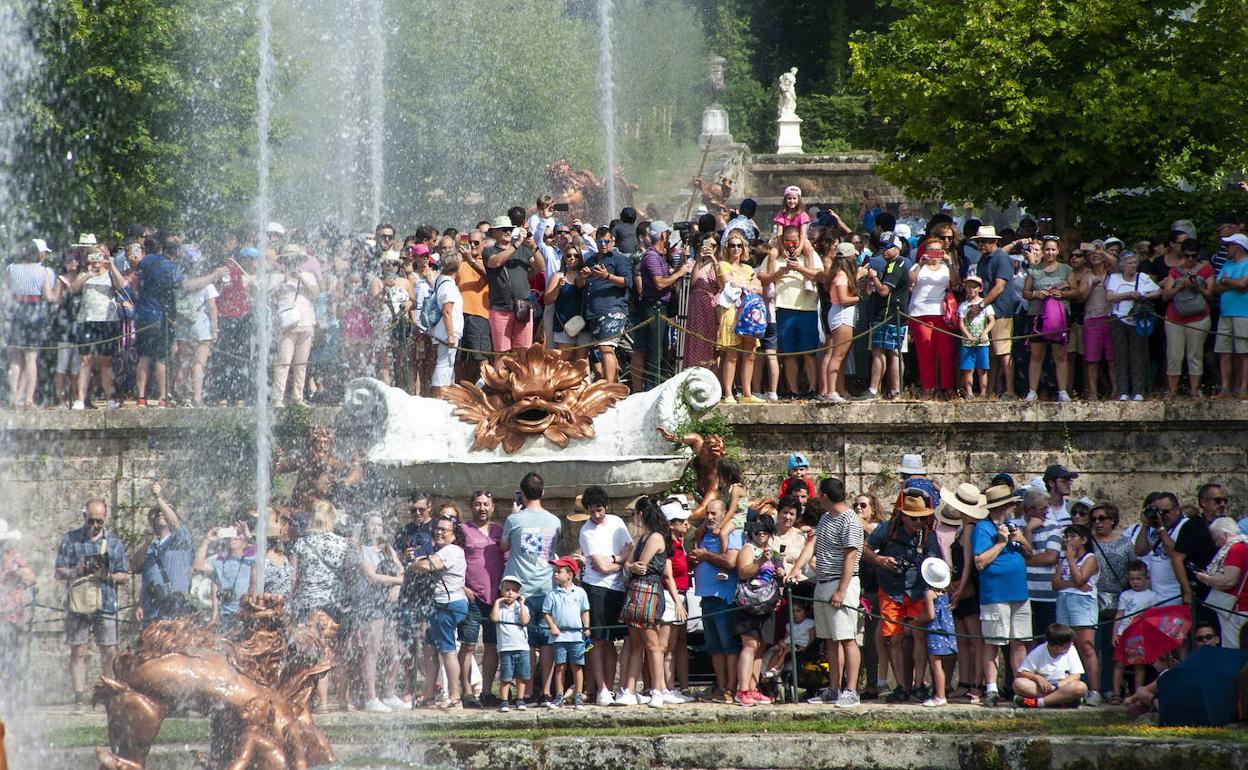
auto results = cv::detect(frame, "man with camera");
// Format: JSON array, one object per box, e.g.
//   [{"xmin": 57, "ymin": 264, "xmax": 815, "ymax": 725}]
[
  {"xmin": 576, "ymin": 228, "xmax": 634, "ymax": 384},
  {"xmin": 193, "ymin": 525, "xmax": 254, "ymax": 630},
  {"xmin": 130, "ymin": 481, "xmax": 194, "ymax": 624},
  {"xmin": 54, "ymin": 499, "xmax": 131, "ymax": 712},
  {"xmin": 631, "ymin": 221, "xmax": 690, "ymax": 392},
  {"xmin": 1132, "ymin": 492, "xmax": 1215, "ymax": 608},
  {"xmin": 972, "ymin": 485, "xmax": 1032, "ymax": 707}
]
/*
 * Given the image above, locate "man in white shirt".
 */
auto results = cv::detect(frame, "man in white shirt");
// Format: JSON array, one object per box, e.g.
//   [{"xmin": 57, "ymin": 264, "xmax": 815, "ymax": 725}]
[
  {"xmin": 1012, "ymin": 623, "xmax": 1088, "ymax": 708},
  {"xmin": 576, "ymin": 485, "xmax": 632, "ymax": 706}
]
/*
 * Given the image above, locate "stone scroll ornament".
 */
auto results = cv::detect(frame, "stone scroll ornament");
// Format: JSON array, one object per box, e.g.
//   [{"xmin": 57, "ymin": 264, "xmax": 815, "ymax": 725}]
[
  {"xmin": 94, "ymin": 595, "xmax": 336, "ymax": 770},
  {"xmin": 445, "ymin": 345, "xmax": 630, "ymax": 454}
]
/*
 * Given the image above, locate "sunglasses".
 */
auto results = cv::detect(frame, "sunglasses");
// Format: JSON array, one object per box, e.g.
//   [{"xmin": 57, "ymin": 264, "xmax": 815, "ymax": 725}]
[
  {"xmin": 555, "ymin": 229, "xmax": 572, "ymax": 236},
  {"xmin": 727, "ymin": 242, "xmax": 744, "ymax": 248},
  {"xmin": 1071, "ymin": 510, "xmax": 1090, "ymax": 517},
  {"xmin": 410, "ymin": 505, "xmax": 429, "ymax": 513},
  {"xmin": 1195, "ymin": 634, "xmax": 1216, "ymax": 642},
  {"xmin": 88, "ymin": 518, "xmax": 107, "ymax": 525},
  {"xmin": 1041, "ymin": 235, "xmax": 1062, "ymax": 242},
  {"xmin": 379, "ymin": 233, "xmax": 395, "ymax": 240},
  {"xmin": 596, "ymin": 239, "xmax": 612, "ymax": 246},
  {"xmin": 782, "ymin": 240, "xmax": 799, "ymax": 246},
  {"xmin": 472, "ymin": 490, "xmax": 493, "ymax": 498},
  {"xmin": 854, "ymin": 502, "xmax": 870, "ymax": 509}
]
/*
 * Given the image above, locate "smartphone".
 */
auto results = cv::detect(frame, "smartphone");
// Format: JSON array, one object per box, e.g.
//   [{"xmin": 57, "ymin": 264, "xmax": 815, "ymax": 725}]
[
  {"xmin": 779, "ymin": 545, "xmax": 787, "ymax": 554},
  {"xmin": 218, "ymin": 526, "xmax": 238, "ymax": 540},
  {"xmin": 458, "ymin": 233, "xmax": 470, "ymax": 245},
  {"xmin": 553, "ymin": 202, "xmax": 571, "ymax": 212}
]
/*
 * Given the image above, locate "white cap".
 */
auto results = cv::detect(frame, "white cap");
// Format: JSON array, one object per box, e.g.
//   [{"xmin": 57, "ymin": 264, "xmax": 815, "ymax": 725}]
[
  {"xmin": 266, "ymin": 221, "xmax": 285, "ymax": 235},
  {"xmin": 660, "ymin": 494, "xmax": 693, "ymax": 521},
  {"xmin": 31, "ymin": 238, "xmax": 51, "ymax": 254},
  {"xmin": 1222, "ymin": 233, "xmax": 1248, "ymax": 251}
]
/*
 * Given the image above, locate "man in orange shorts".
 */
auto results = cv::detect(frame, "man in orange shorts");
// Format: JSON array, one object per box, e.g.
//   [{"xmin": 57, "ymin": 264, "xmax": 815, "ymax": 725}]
[{"xmin": 864, "ymin": 492, "xmax": 943, "ymax": 703}]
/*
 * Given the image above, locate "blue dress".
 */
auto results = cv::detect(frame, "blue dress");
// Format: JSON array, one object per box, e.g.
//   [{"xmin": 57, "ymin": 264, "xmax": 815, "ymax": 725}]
[{"xmin": 926, "ymin": 592, "xmax": 958, "ymax": 656}]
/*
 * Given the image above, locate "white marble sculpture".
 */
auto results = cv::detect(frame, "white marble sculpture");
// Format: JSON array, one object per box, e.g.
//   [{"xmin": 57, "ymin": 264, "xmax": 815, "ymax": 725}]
[
  {"xmin": 337, "ymin": 367, "xmax": 722, "ymax": 497},
  {"xmin": 776, "ymin": 66, "xmax": 803, "ymax": 154},
  {"xmin": 778, "ymin": 67, "xmax": 798, "ymax": 118}
]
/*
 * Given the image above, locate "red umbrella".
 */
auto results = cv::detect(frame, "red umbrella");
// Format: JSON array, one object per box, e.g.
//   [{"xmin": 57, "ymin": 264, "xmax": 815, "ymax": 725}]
[{"xmin": 1114, "ymin": 604, "xmax": 1192, "ymax": 665}]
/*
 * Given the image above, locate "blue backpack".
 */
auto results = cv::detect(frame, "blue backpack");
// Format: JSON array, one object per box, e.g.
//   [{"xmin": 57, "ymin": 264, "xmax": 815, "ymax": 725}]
[{"xmin": 734, "ymin": 292, "xmax": 767, "ymax": 338}]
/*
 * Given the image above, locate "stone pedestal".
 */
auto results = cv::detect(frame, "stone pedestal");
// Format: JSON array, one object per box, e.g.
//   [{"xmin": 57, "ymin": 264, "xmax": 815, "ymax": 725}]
[
  {"xmin": 700, "ymin": 103, "xmax": 733, "ymax": 146},
  {"xmin": 776, "ymin": 115, "xmax": 803, "ymax": 155}
]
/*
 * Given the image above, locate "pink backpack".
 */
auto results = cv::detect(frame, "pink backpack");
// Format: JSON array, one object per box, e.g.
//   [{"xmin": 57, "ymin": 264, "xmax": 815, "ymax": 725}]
[{"xmin": 1033, "ymin": 297, "xmax": 1068, "ymax": 344}]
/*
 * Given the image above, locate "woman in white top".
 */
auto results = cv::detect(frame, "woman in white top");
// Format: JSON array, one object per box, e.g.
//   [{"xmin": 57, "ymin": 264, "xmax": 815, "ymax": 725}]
[
  {"xmin": 818, "ymin": 239, "xmax": 860, "ymax": 402},
  {"xmin": 356, "ymin": 512, "xmax": 405, "ymax": 712},
  {"xmin": 1105, "ymin": 252, "xmax": 1160, "ymax": 400},
  {"xmin": 429, "ymin": 253, "xmax": 464, "ymax": 396},
  {"xmin": 6, "ymin": 240, "xmax": 57, "ymax": 408},
  {"xmin": 369, "ymin": 251, "xmax": 412, "ymax": 389},
  {"xmin": 908, "ymin": 239, "xmax": 960, "ymax": 397},
  {"xmin": 270, "ymin": 245, "xmax": 320, "ymax": 408},
  {"xmin": 172, "ymin": 263, "xmax": 219, "ymax": 406},
  {"xmin": 67, "ymin": 247, "xmax": 128, "ymax": 409},
  {"xmin": 410, "ymin": 518, "xmax": 469, "ymax": 710}
]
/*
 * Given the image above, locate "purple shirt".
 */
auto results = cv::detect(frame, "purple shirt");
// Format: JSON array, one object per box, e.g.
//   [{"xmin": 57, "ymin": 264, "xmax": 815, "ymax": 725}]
[
  {"xmin": 462, "ymin": 521, "xmax": 504, "ymax": 603},
  {"xmin": 640, "ymin": 248, "xmax": 673, "ymax": 303}
]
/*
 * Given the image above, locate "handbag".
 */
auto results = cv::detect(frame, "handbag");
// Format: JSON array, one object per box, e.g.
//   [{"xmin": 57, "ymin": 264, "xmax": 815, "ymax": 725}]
[
  {"xmin": 68, "ymin": 538, "xmax": 107, "ymax": 615},
  {"xmin": 1205, "ymin": 566, "xmax": 1248, "ymax": 612},
  {"xmin": 1172, "ymin": 270, "xmax": 1208, "ymax": 317},
  {"xmin": 277, "ymin": 281, "xmax": 302, "ymax": 329},
  {"xmin": 733, "ymin": 575, "xmax": 781, "ymax": 615},
  {"xmin": 941, "ymin": 288, "xmax": 959, "ymax": 328},
  {"xmin": 561, "ymin": 314, "xmax": 586, "ymax": 337}
]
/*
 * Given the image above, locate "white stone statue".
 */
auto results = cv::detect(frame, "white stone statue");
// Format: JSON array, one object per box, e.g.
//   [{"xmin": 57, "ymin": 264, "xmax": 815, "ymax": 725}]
[{"xmin": 777, "ymin": 67, "xmax": 798, "ymax": 118}]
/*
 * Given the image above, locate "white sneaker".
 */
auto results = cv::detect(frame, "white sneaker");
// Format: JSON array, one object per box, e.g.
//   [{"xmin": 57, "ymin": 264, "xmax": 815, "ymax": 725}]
[
  {"xmin": 668, "ymin": 688, "xmax": 695, "ymax": 703},
  {"xmin": 762, "ymin": 391, "xmax": 779, "ymax": 402},
  {"xmin": 1132, "ymin": 394, "xmax": 1145, "ymax": 402},
  {"xmin": 660, "ymin": 690, "xmax": 685, "ymax": 705},
  {"xmin": 106, "ymin": 399, "xmax": 121, "ymax": 410},
  {"xmin": 1057, "ymin": 391, "xmax": 1072, "ymax": 403},
  {"xmin": 835, "ymin": 690, "xmax": 860, "ymax": 708},
  {"xmin": 71, "ymin": 400, "xmax": 85, "ymax": 410},
  {"xmin": 363, "ymin": 698, "xmax": 392, "ymax": 713},
  {"xmin": 1085, "ymin": 691, "xmax": 1102, "ymax": 706},
  {"xmin": 648, "ymin": 689, "xmax": 665, "ymax": 708},
  {"xmin": 381, "ymin": 695, "xmax": 405, "ymax": 709},
  {"xmin": 596, "ymin": 688, "xmax": 616, "ymax": 707},
  {"xmin": 1023, "ymin": 390, "xmax": 1038, "ymax": 402},
  {"xmin": 1118, "ymin": 394, "xmax": 1129, "ymax": 401},
  {"xmin": 614, "ymin": 689, "xmax": 642, "ymax": 706}
]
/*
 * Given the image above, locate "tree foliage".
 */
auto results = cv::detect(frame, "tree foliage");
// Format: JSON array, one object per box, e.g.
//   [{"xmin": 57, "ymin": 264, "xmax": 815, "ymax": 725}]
[{"xmin": 851, "ymin": 0, "xmax": 1248, "ymax": 221}]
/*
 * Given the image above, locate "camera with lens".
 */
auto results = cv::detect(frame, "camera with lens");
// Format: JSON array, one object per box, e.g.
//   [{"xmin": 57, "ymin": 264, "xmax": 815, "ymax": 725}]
[
  {"xmin": 1144, "ymin": 506, "xmax": 1165, "ymax": 527},
  {"xmin": 82, "ymin": 553, "xmax": 110, "ymax": 575},
  {"xmin": 673, "ymin": 221, "xmax": 696, "ymax": 242},
  {"xmin": 219, "ymin": 588, "xmax": 238, "ymax": 605}
]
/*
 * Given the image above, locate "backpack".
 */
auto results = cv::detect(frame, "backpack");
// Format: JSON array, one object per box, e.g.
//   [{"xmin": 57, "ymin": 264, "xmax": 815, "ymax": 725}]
[
  {"xmin": 734, "ymin": 292, "xmax": 767, "ymax": 338},
  {"xmin": 419, "ymin": 277, "xmax": 448, "ymax": 332},
  {"xmin": 1033, "ymin": 296, "xmax": 1068, "ymax": 344}
]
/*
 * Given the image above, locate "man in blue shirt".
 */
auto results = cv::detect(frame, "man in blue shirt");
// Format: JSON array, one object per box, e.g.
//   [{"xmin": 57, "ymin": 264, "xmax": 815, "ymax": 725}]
[
  {"xmin": 131, "ymin": 232, "xmax": 224, "ymax": 406},
  {"xmin": 972, "ymin": 485, "xmax": 1033, "ymax": 707},
  {"xmin": 131, "ymin": 482, "xmax": 194, "ymax": 624},
  {"xmin": 689, "ymin": 499, "xmax": 743, "ymax": 703},
  {"xmin": 54, "ymin": 499, "xmax": 131, "ymax": 711},
  {"xmin": 193, "ymin": 526, "xmax": 254, "ymax": 631},
  {"xmin": 576, "ymin": 228, "xmax": 633, "ymax": 384}
]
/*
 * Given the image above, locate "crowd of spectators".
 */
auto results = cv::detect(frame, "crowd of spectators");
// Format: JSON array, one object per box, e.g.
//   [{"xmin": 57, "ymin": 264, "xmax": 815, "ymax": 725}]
[
  {"xmin": 7, "ymin": 190, "xmax": 1248, "ymax": 408},
  {"xmin": 3, "ymin": 458, "xmax": 1244, "ymax": 715}
]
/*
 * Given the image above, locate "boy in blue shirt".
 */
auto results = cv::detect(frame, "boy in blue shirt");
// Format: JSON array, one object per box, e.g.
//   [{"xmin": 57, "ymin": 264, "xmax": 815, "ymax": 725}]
[{"xmin": 542, "ymin": 557, "xmax": 591, "ymax": 709}]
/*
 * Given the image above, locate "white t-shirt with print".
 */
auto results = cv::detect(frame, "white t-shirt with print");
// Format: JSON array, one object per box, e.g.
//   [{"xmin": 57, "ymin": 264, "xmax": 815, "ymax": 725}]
[{"xmin": 1115, "ymin": 588, "xmax": 1159, "ymax": 636}]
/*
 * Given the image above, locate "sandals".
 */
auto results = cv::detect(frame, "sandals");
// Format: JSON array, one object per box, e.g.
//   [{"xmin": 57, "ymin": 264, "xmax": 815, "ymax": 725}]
[
  {"xmin": 1107, "ymin": 694, "xmax": 1123, "ymax": 705},
  {"xmin": 437, "ymin": 699, "xmax": 463, "ymax": 711}
]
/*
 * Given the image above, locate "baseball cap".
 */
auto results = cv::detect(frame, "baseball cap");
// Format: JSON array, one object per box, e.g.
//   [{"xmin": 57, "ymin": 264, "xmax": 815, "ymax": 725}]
[
  {"xmin": 31, "ymin": 238, "xmax": 52, "ymax": 254},
  {"xmin": 990, "ymin": 473, "xmax": 1015, "ymax": 489},
  {"xmin": 787, "ymin": 452, "xmax": 810, "ymax": 470},
  {"xmin": 238, "ymin": 247, "xmax": 260, "ymax": 260},
  {"xmin": 647, "ymin": 220, "xmax": 671, "ymax": 240},
  {"xmin": 835, "ymin": 242, "xmax": 858, "ymax": 258},
  {"xmin": 549, "ymin": 556, "xmax": 580, "ymax": 576},
  {"xmin": 660, "ymin": 494, "xmax": 692, "ymax": 521},
  {"xmin": 878, "ymin": 232, "xmax": 902, "ymax": 251},
  {"xmin": 1042, "ymin": 464, "xmax": 1079, "ymax": 482},
  {"xmin": 1221, "ymin": 233, "xmax": 1248, "ymax": 251}
]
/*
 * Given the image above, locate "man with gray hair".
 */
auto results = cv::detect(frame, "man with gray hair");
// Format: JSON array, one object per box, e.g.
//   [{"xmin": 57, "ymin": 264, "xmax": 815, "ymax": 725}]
[{"xmin": 1018, "ymin": 488, "xmax": 1063, "ymax": 647}]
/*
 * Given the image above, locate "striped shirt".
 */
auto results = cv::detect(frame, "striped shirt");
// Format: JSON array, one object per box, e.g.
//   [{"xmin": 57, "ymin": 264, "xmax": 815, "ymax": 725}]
[
  {"xmin": 7, "ymin": 263, "xmax": 51, "ymax": 297},
  {"xmin": 814, "ymin": 508, "xmax": 864, "ymax": 582},
  {"xmin": 1025, "ymin": 517, "xmax": 1064, "ymax": 603}
]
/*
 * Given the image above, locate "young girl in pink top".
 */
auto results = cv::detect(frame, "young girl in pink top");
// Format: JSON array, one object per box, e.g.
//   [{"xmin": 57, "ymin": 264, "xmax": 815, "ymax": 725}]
[{"xmin": 772, "ymin": 185, "xmax": 811, "ymax": 236}]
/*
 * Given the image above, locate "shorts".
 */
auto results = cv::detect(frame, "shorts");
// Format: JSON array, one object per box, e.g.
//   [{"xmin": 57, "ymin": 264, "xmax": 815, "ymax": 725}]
[
  {"xmin": 426, "ymin": 600, "xmax": 469, "ymax": 654},
  {"xmin": 56, "ymin": 341, "xmax": 81, "ymax": 375},
  {"xmin": 487, "ymin": 308, "xmax": 533, "ymax": 352},
  {"xmin": 699, "ymin": 595, "xmax": 740, "ymax": 655},
  {"xmin": 827, "ymin": 304, "xmax": 856, "ymax": 331},
  {"xmin": 926, "ymin": 593, "xmax": 958, "ymax": 656},
  {"xmin": 1082, "ymin": 316, "xmax": 1113, "ymax": 362},
  {"xmin": 498, "ymin": 649, "xmax": 531, "ymax": 683},
  {"xmin": 1214, "ymin": 316, "xmax": 1248, "ymax": 354},
  {"xmin": 553, "ymin": 327, "xmax": 592, "ymax": 347},
  {"xmin": 979, "ymin": 599, "xmax": 1032, "ymax": 646},
  {"xmin": 457, "ymin": 598, "xmax": 489, "ymax": 644},
  {"xmin": 6, "ymin": 302, "xmax": 47, "ymax": 348},
  {"xmin": 66, "ymin": 612, "xmax": 118, "ymax": 647},
  {"xmin": 590, "ymin": 312, "xmax": 628, "ymax": 347},
  {"xmin": 814, "ymin": 576, "xmax": 861, "ymax": 641},
  {"xmin": 1056, "ymin": 592, "xmax": 1098, "ymax": 628},
  {"xmin": 878, "ymin": 592, "xmax": 925, "ymax": 637},
  {"xmin": 661, "ymin": 591, "xmax": 685, "ymax": 625},
  {"xmin": 989, "ymin": 316, "xmax": 1014, "ymax": 356},
  {"xmin": 459, "ymin": 313, "xmax": 492, "ymax": 362},
  {"xmin": 552, "ymin": 637, "xmax": 586, "ymax": 665},
  {"xmin": 733, "ymin": 606, "xmax": 777, "ymax": 642},
  {"xmin": 585, "ymin": 583, "xmax": 627, "ymax": 641},
  {"xmin": 76, "ymin": 321, "xmax": 119, "ymax": 357},
  {"xmin": 525, "ymin": 594, "xmax": 550, "ymax": 647},
  {"xmin": 136, "ymin": 319, "xmax": 173, "ymax": 361},
  {"xmin": 959, "ymin": 345, "xmax": 989, "ymax": 371},
  {"xmin": 631, "ymin": 302, "xmax": 666, "ymax": 353},
  {"xmin": 869, "ymin": 323, "xmax": 906, "ymax": 352},
  {"xmin": 776, "ymin": 309, "xmax": 819, "ymax": 355},
  {"xmin": 759, "ymin": 322, "xmax": 778, "ymax": 352}
]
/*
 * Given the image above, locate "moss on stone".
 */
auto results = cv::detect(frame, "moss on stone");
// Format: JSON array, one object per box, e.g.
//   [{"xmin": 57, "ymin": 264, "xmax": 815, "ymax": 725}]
[{"xmin": 1023, "ymin": 738, "xmax": 1053, "ymax": 770}]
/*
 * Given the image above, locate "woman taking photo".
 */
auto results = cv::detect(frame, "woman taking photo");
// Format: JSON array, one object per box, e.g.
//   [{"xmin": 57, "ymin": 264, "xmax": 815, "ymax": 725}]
[
  {"xmin": 67, "ymin": 246, "xmax": 126, "ymax": 409},
  {"xmin": 369, "ymin": 249, "xmax": 413, "ymax": 390},
  {"xmin": 1106, "ymin": 252, "xmax": 1160, "ymax": 401},
  {"xmin": 618, "ymin": 500, "xmax": 685, "ymax": 707},
  {"xmin": 1075, "ymin": 249, "xmax": 1115, "ymax": 400},
  {"xmin": 409, "ymin": 517, "xmax": 469, "ymax": 709},
  {"xmin": 818, "ymin": 239, "xmax": 859, "ymax": 402},
  {"xmin": 908, "ymin": 238, "xmax": 959, "ymax": 398},
  {"xmin": 289, "ymin": 500, "xmax": 354, "ymax": 711},
  {"xmin": 357, "ymin": 512, "xmax": 405, "ymax": 713},
  {"xmin": 716, "ymin": 229, "xmax": 764, "ymax": 404},
  {"xmin": 544, "ymin": 246, "xmax": 590, "ymax": 362},
  {"xmin": 1022, "ymin": 237, "xmax": 1074, "ymax": 402},
  {"xmin": 1088, "ymin": 502, "xmax": 1131, "ymax": 702},
  {"xmin": 682, "ymin": 234, "xmax": 721, "ymax": 371}
]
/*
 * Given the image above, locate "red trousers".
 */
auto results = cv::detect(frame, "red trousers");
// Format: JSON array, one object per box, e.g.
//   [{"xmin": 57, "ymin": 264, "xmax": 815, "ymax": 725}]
[{"xmin": 909, "ymin": 315, "xmax": 957, "ymax": 390}]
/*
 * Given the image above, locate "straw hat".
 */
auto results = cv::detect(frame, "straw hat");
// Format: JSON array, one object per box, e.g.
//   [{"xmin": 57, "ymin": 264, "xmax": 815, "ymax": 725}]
[
  {"xmin": 984, "ymin": 485, "xmax": 1020, "ymax": 510},
  {"xmin": 940, "ymin": 482, "xmax": 988, "ymax": 521},
  {"xmin": 567, "ymin": 494, "xmax": 589, "ymax": 523},
  {"xmin": 900, "ymin": 494, "xmax": 933, "ymax": 518}
]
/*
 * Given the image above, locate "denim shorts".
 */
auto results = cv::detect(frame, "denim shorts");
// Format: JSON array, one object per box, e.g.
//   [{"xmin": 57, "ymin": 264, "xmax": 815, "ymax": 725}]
[
  {"xmin": 552, "ymin": 637, "xmax": 587, "ymax": 665},
  {"xmin": 590, "ymin": 312, "xmax": 628, "ymax": 347},
  {"xmin": 699, "ymin": 595, "xmax": 740, "ymax": 655},
  {"xmin": 458, "ymin": 598, "xmax": 497, "ymax": 644},
  {"xmin": 426, "ymin": 600, "xmax": 469, "ymax": 653},
  {"xmin": 525, "ymin": 594, "xmax": 550, "ymax": 647},
  {"xmin": 1056, "ymin": 592, "xmax": 1098, "ymax": 628},
  {"xmin": 498, "ymin": 649, "xmax": 531, "ymax": 683}
]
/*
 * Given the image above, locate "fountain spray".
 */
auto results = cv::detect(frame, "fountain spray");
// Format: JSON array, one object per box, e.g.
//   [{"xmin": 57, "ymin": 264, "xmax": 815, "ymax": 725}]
[
  {"xmin": 598, "ymin": 0, "xmax": 617, "ymax": 220},
  {"xmin": 251, "ymin": 0, "xmax": 274, "ymax": 594}
]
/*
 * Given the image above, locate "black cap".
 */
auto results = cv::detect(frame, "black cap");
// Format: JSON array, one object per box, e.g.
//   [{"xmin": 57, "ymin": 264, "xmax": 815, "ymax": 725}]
[
  {"xmin": 991, "ymin": 473, "xmax": 1015, "ymax": 489},
  {"xmin": 1042, "ymin": 464, "xmax": 1079, "ymax": 482},
  {"xmin": 739, "ymin": 198, "xmax": 758, "ymax": 217}
]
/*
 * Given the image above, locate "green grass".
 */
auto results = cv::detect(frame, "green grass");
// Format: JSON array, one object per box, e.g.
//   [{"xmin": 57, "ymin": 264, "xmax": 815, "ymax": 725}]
[{"xmin": 42, "ymin": 711, "xmax": 1248, "ymax": 749}]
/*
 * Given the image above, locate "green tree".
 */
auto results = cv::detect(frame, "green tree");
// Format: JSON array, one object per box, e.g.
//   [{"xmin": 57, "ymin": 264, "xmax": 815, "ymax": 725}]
[{"xmin": 851, "ymin": 0, "xmax": 1248, "ymax": 223}]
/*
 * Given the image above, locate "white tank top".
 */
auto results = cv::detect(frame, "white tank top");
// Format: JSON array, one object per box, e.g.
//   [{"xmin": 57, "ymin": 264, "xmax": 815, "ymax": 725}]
[{"xmin": 909, "ymin": 263, "xmax": 950, "ymax": 317}]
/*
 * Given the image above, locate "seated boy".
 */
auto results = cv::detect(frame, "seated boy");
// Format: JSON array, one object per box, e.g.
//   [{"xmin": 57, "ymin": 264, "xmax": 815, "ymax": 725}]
[{"xmin": 1012, "ymin": 623, "xmax": 1088, "ymax": 708}]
